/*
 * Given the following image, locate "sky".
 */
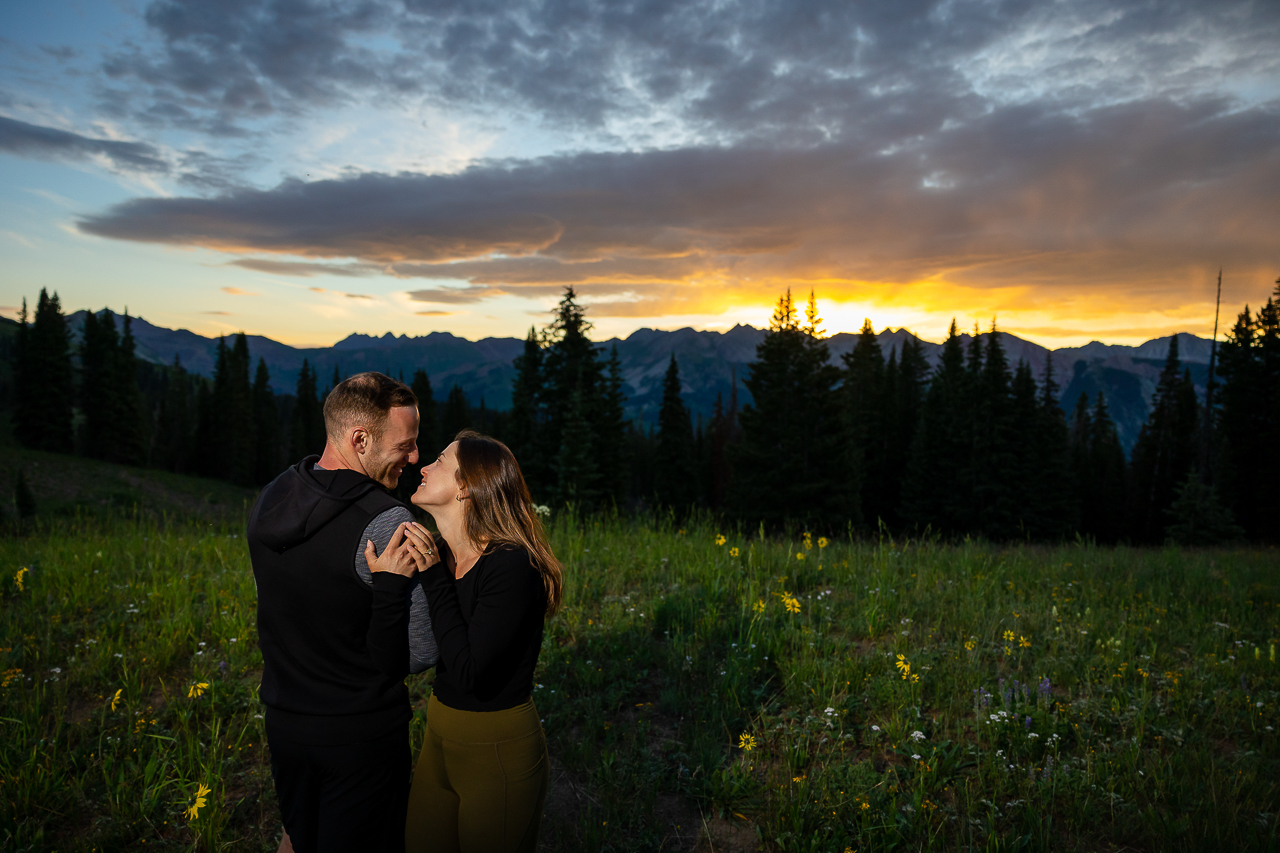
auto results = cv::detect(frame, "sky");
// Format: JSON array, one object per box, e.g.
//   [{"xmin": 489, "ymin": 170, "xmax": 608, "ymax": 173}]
[{"xmin": 0, "ymin": 0, "xmax": 1277, "ymax": 348}]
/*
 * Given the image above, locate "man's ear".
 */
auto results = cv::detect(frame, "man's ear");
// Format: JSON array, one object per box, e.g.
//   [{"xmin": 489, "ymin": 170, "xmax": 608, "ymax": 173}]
[{"xmin": 350, "ymin": 426, "xmax": 371, "ymax": 455}]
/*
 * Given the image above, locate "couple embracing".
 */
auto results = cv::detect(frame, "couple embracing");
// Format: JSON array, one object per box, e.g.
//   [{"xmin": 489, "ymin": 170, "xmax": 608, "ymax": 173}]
[{"xmin": 247, "ymin": 372, "xmax": 561, "ymax": 853}]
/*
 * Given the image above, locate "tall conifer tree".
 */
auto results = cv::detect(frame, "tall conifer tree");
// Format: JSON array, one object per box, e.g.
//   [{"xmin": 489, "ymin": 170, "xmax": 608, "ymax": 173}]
[
  {"xmin": 14, "ymin": 289, "xmax": 74, "ymax": 452},
  {"xmin": 732, "ymin": 290, "xmax": 853, "ymax": 527},
  {"xmin": 441, "ymin": 385, "xmax": 471, "ymax": 439},
  {"xmin": 1129, "ymin": 335, "xmax": 1201, "ymax": 542},
  {"xmin": 252, "ymin": 358, "xmax": 281, "ymax": 484},
  {"xmin": 842, "ymin": 319, "xmax": 886, "ymax": 527},
  {"xmin": 290, "ymin": 359, "xmax": 325, "ymax": 462},
  {"xmin": 653, "ymin": 355, "xmax": 695, "ymax": 508},
  {"xmin": 903, "ymin": 321, "xmax": 969, "ymax": 533}
]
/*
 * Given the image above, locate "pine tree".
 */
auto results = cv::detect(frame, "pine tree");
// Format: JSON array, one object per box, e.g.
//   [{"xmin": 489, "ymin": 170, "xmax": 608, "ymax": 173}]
[
  {"xmin": 1087, "ymin": 394, "xmax": 1128, "ymax": 543},
  {"xmin": 191, "ymin": 378, "xmax": 217, "ymax": 476},
  {"xmin": 1030, "ymin": 356, "xmax": 1074, "ymax": 537},
  {"xmin": 210, "ymin": 334, "xmax": 256, "ymax": 485},
  {"xmin": 882, "ymin": 334, "xmax": 927, "ymax": 527},
  {"xmin": 14, "ymin": 290, "xmax": 74, "ymax": 452},
  {"xmin": 412, "ymin": 370, "xmax": 438, "ymax": 458},
  {"xmin": 508, "ymin": 328, "xmax": 546, "ymax": 494},
  {"xmin": 290, "ymin": 359, "xmax": 325, "ymax": 462},
  {"xmin": 732, "ymin": 290, "xmax": 854, "ymax": 528},
  {"xmin": 79, "ymin": 309, "xmax": 119, "ymax": 460},
  {"xmin": 903, "ymin": 321, "xmax": 971, "ymax": 534},
  {"xmin": 114, "ymin": 312, "xmax": 147, "ymax": 465},
  {"xmin": 252, "ymin": 358, "xmax": 281, "ymax": 484},
  {"xmin": 540, "ymin": 288, "xmax": 608, "ymax": 507},
  {"xmin": 1164, "ymin": 472, "xmax": 1243, "ymax": 546},
  {"xmin": 1129, "ymin": 335, "xmax": 1201, "ymax": 542},
  {"xmin": 653, "ymin": 355, "xmax": 695, "ymax": 508},
  {"xmin": 154, "ymin": 357, "xmax": 193, "ymax": 473},
  {"xmin": 971, "ymin": 326, "xmax": 1020, "ymax": 539},
  {"xmin": 707, "ymin": 382, "xmax": 740, "ymax": 510},
  {"xmin": 842, "ymin": 319, "xmax": 886, "ymax": 528},
  {"xmin": 441, "ymin": 384, "xmax": 471, "ymax": 440},
  {"xmin": 596, "ymin": 346, "xmax": 629, "ymax": 506}
]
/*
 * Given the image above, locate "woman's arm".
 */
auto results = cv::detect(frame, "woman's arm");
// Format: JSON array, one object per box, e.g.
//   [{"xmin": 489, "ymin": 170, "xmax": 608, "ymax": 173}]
[
  {"xmin": 419, "ymin": 550, "xmax": 542, "ymax": 694},
  {"xmin": 364, "ymin": 523, "xmax": 432, "ymax": 678}
]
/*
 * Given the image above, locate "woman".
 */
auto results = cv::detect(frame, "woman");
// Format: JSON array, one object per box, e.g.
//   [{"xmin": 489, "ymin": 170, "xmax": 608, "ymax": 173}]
[{"xmin": 370, "ymin": 430, "xmax": 562, "ymax": 853}]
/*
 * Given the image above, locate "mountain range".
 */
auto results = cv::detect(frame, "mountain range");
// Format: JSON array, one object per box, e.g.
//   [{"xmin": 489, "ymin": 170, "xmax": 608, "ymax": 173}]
[{"xmin": 65, "ymin": 312, "xmax": 1217, "ymax": 454}]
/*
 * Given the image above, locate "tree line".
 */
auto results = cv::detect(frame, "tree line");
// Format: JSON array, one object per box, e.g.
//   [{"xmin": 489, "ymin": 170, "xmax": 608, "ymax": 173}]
[{"xmin": 7, "ymin": 282, "xmax": 1276, "ymax": 543}]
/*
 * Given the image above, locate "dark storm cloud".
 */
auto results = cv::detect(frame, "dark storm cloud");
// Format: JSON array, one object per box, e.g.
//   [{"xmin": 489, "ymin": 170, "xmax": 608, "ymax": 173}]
[
  {"xmin": 77, "ymin": 94, "xmax": 1280, "ymax": 298},
  {"xmin": 0, "ymin": 115, "xmax": 169, "ymax": 173},
  {"xmin": 100, "ymin": 0, "xmax": 1279, "ymax": 142}
]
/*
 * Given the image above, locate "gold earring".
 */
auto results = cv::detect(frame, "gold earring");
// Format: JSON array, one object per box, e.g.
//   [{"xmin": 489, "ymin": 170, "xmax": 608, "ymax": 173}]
[{"xmin": 456, "ymin": 493, "xmax": 463, "ymax": 502}]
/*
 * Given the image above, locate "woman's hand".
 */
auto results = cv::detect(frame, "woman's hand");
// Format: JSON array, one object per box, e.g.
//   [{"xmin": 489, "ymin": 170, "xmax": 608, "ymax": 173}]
[
  {"xmin": 401, "ymin": 522, "xmax": 443, "ymax": 572},
  {"xmin": 365, "ymin": 522, "xmax": 437, "ymax": 577}
]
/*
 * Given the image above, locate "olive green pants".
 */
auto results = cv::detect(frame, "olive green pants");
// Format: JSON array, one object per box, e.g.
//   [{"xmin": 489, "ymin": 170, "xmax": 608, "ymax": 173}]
[{"xmin": 405, "ymin": 694, "xmax": 548, "ymax": 853}]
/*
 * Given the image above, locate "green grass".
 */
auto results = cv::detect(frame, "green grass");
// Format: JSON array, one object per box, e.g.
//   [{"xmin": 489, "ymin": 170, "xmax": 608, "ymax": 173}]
[{"xmin": 2, "ymin": 501, "xmax": 1278, "ymax": 851}]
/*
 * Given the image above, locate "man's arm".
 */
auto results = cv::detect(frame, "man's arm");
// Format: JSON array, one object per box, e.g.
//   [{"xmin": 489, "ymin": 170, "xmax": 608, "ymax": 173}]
[{"xmin": 355, "ymin": 507, "xmax": 439, "ymax": 672}]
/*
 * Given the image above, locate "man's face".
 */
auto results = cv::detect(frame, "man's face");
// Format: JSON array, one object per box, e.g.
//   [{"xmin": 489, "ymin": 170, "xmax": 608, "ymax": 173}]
[{"xmin": 365, "ymin": 406, "xmax": 420, "ymax": 488}]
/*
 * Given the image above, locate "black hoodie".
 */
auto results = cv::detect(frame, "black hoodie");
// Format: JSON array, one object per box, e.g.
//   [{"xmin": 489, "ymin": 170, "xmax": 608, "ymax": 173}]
[{"xmin": 247, "ymin": 456, "xmax": 415, "ymax": 745}]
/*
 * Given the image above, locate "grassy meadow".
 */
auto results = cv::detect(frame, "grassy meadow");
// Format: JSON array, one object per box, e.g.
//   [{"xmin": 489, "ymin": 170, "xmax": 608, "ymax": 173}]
[{"xmin": 1, "ymin": 480, "xmax": 1277, "ymax": 851}]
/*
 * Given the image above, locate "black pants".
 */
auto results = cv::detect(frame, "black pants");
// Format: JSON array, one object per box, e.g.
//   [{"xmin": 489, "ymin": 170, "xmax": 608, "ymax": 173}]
[{"xmin": 268, "ymin": 725, "xmax": 410, "ymax": 853}]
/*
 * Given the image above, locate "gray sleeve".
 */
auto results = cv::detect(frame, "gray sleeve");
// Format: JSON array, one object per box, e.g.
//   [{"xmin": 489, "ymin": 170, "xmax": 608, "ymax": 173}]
[{"xmin": 355, "ymin": 506, "xmax": 438, "ymax": 672}]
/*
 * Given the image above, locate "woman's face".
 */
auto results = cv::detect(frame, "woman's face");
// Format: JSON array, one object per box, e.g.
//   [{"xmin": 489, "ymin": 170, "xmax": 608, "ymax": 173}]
[{"xmin": 412, "ymin": 440, "xmax": 462, "ymax": 508}]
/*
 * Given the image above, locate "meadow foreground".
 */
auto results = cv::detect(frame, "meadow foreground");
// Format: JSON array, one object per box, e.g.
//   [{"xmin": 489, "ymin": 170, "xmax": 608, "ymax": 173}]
[{"xmin": 1, "ymin": 513, "xmax": 1276, "ymax": 852}]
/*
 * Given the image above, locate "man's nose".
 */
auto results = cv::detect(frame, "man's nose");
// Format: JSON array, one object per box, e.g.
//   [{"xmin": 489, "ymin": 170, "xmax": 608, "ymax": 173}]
[{"xmin": 408, "ymin": 445, "xmax": 419, "ymax": 465}]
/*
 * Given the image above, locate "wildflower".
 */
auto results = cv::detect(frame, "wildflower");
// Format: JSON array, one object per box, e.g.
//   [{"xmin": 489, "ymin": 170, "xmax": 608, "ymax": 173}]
[
  {"xmin": 818, "ymin": 537, "xmax": 829, "ymax": 549},
  {"xmin": 792, "ymin": 775, "xmax": 806, "ymax": 783},
  {"xmin": 14, "ymin": 567, "xmax": 28, "ymax": 592},
  {"xmin": 187, "ymin": 682, "xmax": 209, "ymax": 699},
  {"xmin": 729, "ymin": 547, "xmax": 740, "ymax": 557},
  {"xmin": 860, "ymin": 802, "xmax": 870, "ymax": 811},
  {"xmin": 803, "ymin": 532, "xmax": 813, "ymax": 550},
  {"xmin": 911, "ymin": 754, "xmax": 922, "ymax": 760},
  {"xmin": 1002, "ymin": 630, "xmax": 1015, "ymax": 642},
  {"xmin": 964, "ymin": 638, "xmax": 976, "ymax": 651},
  {"xmin": 870, "ymin": 725, "xmax": 880, "ymax": 732},
  {"xmin": 1, "ymin": 668, "xmax": 20, "ymax": 688},
  {"xmin": 795, "ymin": 552, "xmax": 807, "ymax": 561},
  {"xmin": 186, "ymin": 783, "xmax": 210, "ymax": 820},
  {"xmin": 895, "ymin": 654, "xmax": 911, "ymax": 680},
  {"xmin": 824, "ymin": 707, "xmax": 836, "ymax": 716},
  {"xmin": 753, "ymin": 599, "xmax": 766, "ymax": 613},
  {"xmin": 1018, "ymin": 635, "xmax": 1031, "ymax": 649},
  {"xmin": 532, "ymin": 504, "xmax": 551, "ymax": 518},
  {"xmin": 715, "ymin": 535, "xmax": 727, "ymax": 546},
  {"xmin": 909, "ymin": 730, "xmax": 925, "ymax": 741},
  {"xmin": 738, "ymin": 733, "xmax": 757, "ymax": 751},
  {"xmin": 783, "ymin": 594, "xmax": 801, "ymax": 614},
  {"xmin": 111, "ymin": 688, "xmax": 123, "ymax": 712}
]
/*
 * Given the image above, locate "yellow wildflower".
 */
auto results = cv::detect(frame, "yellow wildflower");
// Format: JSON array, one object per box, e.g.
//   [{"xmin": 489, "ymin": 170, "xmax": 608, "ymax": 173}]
[
  {"xmin": 738, "ymin": 733, "xmax": 757, "ymax": 751},
  {"xmin": 111, "ymin": 688, "xmax": 123, "ymax": 712},
  {"xmin": 753, "ymin": 599, "xmax": 766, "ymax": 613},
  {"xmin": 1002, "ymin": 629, "xmax": 1015, "ymax": 642},
  {"xmin": 1, "ymin": 668, "xmax": 20, "ymax": 688},
  {"xmin": 817, "ymin": 537, "xmax": 828, "ymax": 549},
  {"xmin": 860, "ymin": 802, "xmax": 870, "ymax": 811},
  {"xmin": 782, "ymin": 594, "xmax": 801, "ymax": 614},
  {"xmin": 795, "ymin": 552, "xmax": 806, "ymax": 561},
  {"xmin": 792, "ymin": 775, "xmax": 806, "ymax": 783},
  {"xmin": 715, "ymin": 534, "xmax": 727, "ymax": 546},
  {"xmin": 1018, "ymin": 635, "xmax": 1031, "ymax": 648},
  {"xmin": 803, "ymin": 532, "xmax": 813, "ymax": 550},
  {"xmin": 730, "ymin": 547, "xmax": 740, "ymax": 557},
  {"xmin": 187, "ymin": 682, "xmax": 209, "ymax": 699},
  {"xmin": 964, "ymin": 638, "xmax": 976, "ymax": 651},
  {"xmin": 895, "ymin": 654, "xmax": 911, "ymax": 679},
  {"xmin": 186, "ymin": 783, "xmax": 210, "ymax": 820},
  {"xmin": 14, "ymin": 567, "xmax": 28, "ymax": 592}
]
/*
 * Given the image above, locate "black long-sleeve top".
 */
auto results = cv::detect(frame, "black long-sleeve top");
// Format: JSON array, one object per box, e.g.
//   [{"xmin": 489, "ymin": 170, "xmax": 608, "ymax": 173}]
[{"xmin": 419, "ymin": 545, "xmax": 546, "ymax": 712}]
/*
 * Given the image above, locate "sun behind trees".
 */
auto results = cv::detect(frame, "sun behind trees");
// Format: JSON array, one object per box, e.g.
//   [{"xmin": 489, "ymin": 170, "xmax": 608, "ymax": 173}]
[{"xmin": 4, "ymin": 282, "xmax": 1276, "ymax": 543}]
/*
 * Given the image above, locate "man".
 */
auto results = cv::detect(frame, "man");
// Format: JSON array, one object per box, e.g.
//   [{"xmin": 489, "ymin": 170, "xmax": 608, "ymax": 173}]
[{"xmin": 247, "ymin": 372, "xmax": 437, "ymax": 853}]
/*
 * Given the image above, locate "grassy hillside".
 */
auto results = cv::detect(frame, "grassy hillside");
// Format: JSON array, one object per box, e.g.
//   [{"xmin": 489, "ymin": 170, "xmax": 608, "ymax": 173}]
[
  {"xmin": 0, "ymin": 448, "xmax": 258, "ymax": 525},
  {"xmin": 2, "ymin": 501, "xmax": 1276, "ymax": 851}
]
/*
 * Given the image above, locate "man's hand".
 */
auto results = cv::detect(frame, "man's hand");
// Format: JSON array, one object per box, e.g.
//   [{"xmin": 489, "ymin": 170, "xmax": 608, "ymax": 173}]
[{"xmin": 364, "ymin": 522, "xmax": 434, "ymax": 577}]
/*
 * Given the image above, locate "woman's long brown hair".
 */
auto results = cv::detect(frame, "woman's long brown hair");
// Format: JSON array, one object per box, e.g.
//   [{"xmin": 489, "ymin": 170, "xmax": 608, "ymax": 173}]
[{"xmin": 453, "ymin": 430, "xmax": 563, "ymax": 616}]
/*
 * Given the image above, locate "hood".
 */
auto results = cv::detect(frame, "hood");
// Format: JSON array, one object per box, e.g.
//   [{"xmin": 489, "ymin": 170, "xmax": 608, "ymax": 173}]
[{"xmin": 248, "ymin": 456, "xmax": 383, "ymax": 552}]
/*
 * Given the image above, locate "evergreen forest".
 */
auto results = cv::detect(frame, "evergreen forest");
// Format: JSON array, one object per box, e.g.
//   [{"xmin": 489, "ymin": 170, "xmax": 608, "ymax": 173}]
[{"xmin": 4, "ymin": 282, "xmax": 1277, "ymax": 545}]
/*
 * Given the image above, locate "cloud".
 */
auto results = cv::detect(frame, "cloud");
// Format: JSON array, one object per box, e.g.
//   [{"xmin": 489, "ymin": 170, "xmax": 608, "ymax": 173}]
[
  {"xmin": 94, "ymin": 0, "xmax": 1280, "ymax": 147},
  {"xmin": 77, "ymin": 94, "xmax": 1280, "ymax": 317},
  {"xmin": 220, "ymin": 286, "xmax": 256, "ymax": 295},
  {"xmin": 414, "ymin": 310, "xmax": 454, "ymax": 316},
  {"xmin": 0, "ymin": 115, "xmax": 169, "ymax": 173},
  {"xmin": 231, "ymin": 258, "xmax": 374, "ymax": 277},
  {"xmin": 343, "ymin": 292, "xmax": 373, "ymax": 299},
  {"xmin": 201, "ymin": 310, "xmax": 231, "ymax": 315}
]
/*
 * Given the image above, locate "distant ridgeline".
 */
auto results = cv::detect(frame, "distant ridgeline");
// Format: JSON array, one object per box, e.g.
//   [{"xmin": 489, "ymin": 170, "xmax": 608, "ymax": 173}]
[{"xmin": 2, "ymin": 284, "xmax": 1276, "ymax": 544}]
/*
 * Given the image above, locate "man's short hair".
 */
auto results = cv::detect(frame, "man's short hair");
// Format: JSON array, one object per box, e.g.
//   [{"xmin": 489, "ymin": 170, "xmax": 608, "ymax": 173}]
[{"xmin": 323, "ymin": 372, "xmax": 417, "ymax": 442}]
